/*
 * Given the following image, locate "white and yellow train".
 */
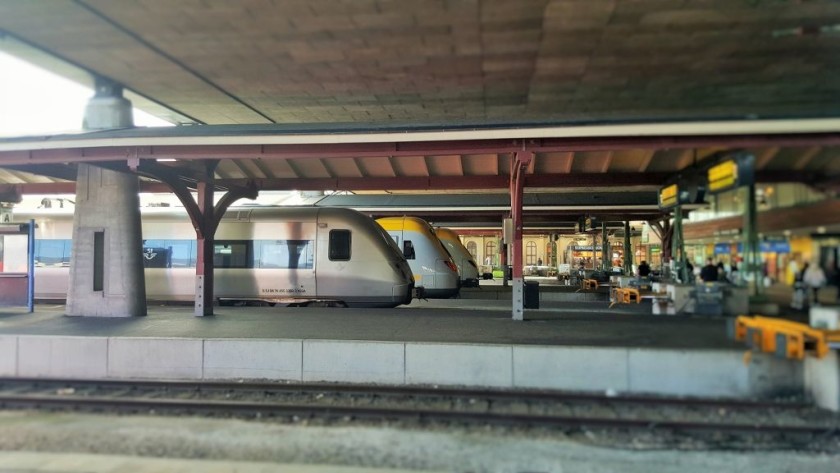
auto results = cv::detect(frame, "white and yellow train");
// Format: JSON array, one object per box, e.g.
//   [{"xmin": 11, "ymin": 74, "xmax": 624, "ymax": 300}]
[
  {"xmin": 376, "ymin": 216, "xmax": 461, "ymax": 299},
  {"xmin": 434, "ymin": 227, "xmax": 480, "ymax": 288}
]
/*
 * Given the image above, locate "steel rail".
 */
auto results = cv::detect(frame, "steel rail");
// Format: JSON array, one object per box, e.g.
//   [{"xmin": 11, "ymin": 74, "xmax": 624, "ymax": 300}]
[
  {"xmin": 0, "ymin": 393, "xmax": 833, "ymax": 436},
  {"xmin": 0, "ymin": 377, "xmax": 809, "ymax": 410}
]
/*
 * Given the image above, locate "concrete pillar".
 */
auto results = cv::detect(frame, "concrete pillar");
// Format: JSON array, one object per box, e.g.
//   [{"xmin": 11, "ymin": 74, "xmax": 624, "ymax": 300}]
[
  {"xmin": 67, "ymin": 78, "xmax": 146, "ymax": 317},
  {"xmin": 82, "ymin": 78, "xmax": 134, "ymax": 131}
]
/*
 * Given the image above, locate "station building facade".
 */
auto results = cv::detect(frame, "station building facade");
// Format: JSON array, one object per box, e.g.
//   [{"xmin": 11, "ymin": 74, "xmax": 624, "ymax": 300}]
[{"xmin": 684, "ymin": 183, "xmax": 840, "ymax": 293}]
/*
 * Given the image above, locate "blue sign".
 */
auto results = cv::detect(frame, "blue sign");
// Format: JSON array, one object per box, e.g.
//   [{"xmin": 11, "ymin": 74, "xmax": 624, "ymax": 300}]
[
  {"xmin": 714, "ymin": 243, "xmax": 732, "ymax": 255},
  {"xmin": 733, "ymin": 242, "xmax": 791, "ymax": 254},
  {"xmin": 715, "ymin": 241, "xmax": 791, "ymax": 254}
]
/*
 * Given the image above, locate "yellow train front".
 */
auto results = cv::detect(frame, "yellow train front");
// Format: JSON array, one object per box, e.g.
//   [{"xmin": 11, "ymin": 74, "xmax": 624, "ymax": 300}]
[{"xmin": 376, "ymin": 216, "xmax": 460, "ymax": 299}]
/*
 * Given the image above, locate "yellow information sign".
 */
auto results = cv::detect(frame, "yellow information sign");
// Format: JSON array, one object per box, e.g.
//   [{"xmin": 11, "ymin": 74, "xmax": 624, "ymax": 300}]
[
  {"xmin": 659, "ymin": 183, "xmax": 678, "ymax": 208},
  {"xmin": 708, "ymin": 160, "xmax": 738, "ymax": 193}
]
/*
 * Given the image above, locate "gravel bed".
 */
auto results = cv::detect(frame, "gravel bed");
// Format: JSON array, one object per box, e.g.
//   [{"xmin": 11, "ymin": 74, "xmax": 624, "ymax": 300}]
[
  {"xmin": 0, "ymin": 411, "xmax": 838, "ymax": 473},
  {"xmin": 3, "ymin": 380, "xmax": 838, "ymax": 452}
]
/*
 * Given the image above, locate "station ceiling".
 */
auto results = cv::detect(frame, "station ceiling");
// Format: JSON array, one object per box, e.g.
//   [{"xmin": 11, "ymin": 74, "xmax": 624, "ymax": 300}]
[
  {"xmin": 2, "ymin": 0, "xmax": 840, "ymax": 125},
  {"xmin": 0, "ymin": 1, "xmax": 839, "ymax": 220}
]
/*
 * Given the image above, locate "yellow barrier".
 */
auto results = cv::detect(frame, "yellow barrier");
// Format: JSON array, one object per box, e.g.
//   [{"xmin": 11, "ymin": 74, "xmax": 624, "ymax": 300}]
[
  {"xmin": 609, "ymin": 287, "xmax": 642, "ymax": 308},
  {"xmin": 730, "ymin": 315, "xmax": 840, "ymax": 360}
]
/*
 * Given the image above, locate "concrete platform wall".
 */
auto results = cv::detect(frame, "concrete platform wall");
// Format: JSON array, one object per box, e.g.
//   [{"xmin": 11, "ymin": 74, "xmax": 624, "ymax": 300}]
[
  {"xmin": 805, "ymin": 351, "xmax": 840, "ymax": 412},
  {"xmin": 5, "ymin": 335, "xmax": 805, "ymax": 399}
]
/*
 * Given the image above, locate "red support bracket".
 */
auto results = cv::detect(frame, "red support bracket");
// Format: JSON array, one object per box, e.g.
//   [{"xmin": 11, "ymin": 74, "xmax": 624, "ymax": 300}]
[{"xmin": 511, "ymin": 151, "xmax": 533, "ymax": 281}]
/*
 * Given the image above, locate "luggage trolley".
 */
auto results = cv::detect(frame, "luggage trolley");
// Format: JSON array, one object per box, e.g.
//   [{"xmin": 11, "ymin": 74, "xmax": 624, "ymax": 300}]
[{"xmin": 0, "ymin": 220, "xmax": 35, "ymax": 312}]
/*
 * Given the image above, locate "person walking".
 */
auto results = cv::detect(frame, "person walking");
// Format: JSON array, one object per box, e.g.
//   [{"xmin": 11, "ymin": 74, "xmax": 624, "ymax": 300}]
[
  {"xmin": 791, "ymin": 262, "xmax": 807, "ymax": 310},
  {"xmin": 700, "ymin": 258, "xmax": 718, "ymax": 283},
  {"xmin": 803, "ymin": 262, "xmax": 827, "ymax": 307}
]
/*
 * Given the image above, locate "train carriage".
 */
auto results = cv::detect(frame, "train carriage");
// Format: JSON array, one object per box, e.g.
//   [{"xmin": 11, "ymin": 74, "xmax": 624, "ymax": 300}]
[{"xmin": 11, "ymin": 206, "xmax": 415, "ymax": 308}]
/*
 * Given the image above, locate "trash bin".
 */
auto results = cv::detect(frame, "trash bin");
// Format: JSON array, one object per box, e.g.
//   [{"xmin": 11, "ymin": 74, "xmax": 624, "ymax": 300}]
[
  {"xmin": 505, "ymin": 265, "xmax": 513, "ymax": 280},
  {"xmin": 524, "ymin": 280, "xmax": 540, "ymax": 309}
]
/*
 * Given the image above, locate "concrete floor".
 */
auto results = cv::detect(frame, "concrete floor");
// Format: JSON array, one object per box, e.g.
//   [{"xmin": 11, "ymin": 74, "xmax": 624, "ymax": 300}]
[{"xmin": 0, "ymin": 300, "xmax": 740, "ymax": 350}]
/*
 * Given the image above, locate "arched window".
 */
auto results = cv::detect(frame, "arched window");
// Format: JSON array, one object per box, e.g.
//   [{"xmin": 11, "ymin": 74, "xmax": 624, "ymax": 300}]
[
  {"xmin": 526, "ymin": 241, "xmax": 537, "ymax": 265},
  {"xmin": 466, "ymin": 241, "xmax": 477, "ymax": 260},
  {"xmin": 485, "ymin": 241, "xmax": 497, "ymax": 266}
]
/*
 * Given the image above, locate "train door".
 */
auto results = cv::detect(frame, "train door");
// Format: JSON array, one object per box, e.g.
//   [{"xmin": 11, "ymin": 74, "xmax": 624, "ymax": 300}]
[{"xmin": 313, "ymin": 224, "xmax": 355, "ymax": 299}]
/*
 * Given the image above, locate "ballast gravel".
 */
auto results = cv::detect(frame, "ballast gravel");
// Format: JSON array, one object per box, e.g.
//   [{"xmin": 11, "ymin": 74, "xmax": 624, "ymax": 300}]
[{"xmin": 0, "ymin": 411, "xmax": 837, "ymax": 473}]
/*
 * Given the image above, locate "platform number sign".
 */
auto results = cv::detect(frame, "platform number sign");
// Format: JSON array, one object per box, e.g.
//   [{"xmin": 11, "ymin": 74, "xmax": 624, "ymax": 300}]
[
  {"xmin": 706, "ymin": 153, "xmax": 755, "ymax": 195},
  {"xmin": 658, "ymin": 183, "xmax": 696, "ymax": 209},
  {"xmin": 659, "ymin": 184, "xmax": 678, "ymax": 209}
]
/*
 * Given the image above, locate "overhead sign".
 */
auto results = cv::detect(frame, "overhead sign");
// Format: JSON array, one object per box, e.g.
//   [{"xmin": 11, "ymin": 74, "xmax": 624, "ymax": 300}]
[
  {"xmin": 707, "ymin": 153, "xmax": 755, "ymax": 194},
  {"xmin": 659, "ymin": 184, "xmax": 679, "ymax": 209},
  {"xmin": 577, "ymin": 216, "xmax": 599, "ymax": 233},
  {"xmin": 658, "ymin": 182, "xmax": 702, "ymax": 209},
  {"xmin": 708, "ymin": 160, "xmax": 738, "ymax": 193}
]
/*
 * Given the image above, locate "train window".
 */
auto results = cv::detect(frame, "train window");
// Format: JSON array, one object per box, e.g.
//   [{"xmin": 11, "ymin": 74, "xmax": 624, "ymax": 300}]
[
  {"xmin": 329, "ymin": 230, "xmax": 351, "ymax": 261},
  {"xmin": 213, "ymin": 240, "xmax": 251, "ymax": 268},
  {"xmin": 403, "ymin": 240, "xmax": 416, "ymax": 260},
  {"xmin": 256, "ymin": 240, "xmax": 314, "ymax": 269},
  {"xmin": 142, "ymin": 247, "xmax": 171, "ymax": 268},
  {"xmin": 142, "ymin": 239, "xmax": 168, "ymax": 268},
  {"xmin": 35, "ymin": 239, "xmax": 71, "ymax": 266},
  {"xmin": 166, "ymin": 240, "xmax": 195, "ymax": 267}
]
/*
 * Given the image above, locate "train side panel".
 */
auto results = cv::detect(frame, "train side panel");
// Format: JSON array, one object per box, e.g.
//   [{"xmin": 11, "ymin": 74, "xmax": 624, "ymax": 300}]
[{"xmin": 16, "ymin": 207, "xmax": 413, "ymax": 308}]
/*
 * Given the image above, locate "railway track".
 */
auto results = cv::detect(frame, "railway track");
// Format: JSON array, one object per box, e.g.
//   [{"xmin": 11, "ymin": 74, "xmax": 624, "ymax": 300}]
[{"xmin": 0, "ymin": 378, "xmax": 836, "ymax": 448}]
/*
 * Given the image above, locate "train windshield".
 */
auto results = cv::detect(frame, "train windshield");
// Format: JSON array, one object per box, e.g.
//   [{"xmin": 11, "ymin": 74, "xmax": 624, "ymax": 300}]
[{"xmin": 373, "ymin": 222, "xmax": 404, "ymax": 258}]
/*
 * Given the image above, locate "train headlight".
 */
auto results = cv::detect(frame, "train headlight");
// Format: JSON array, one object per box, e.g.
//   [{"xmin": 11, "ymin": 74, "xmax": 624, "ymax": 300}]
[{"xmin": 444, "ymin": 261, "xmax": 458, "ymax": 273}]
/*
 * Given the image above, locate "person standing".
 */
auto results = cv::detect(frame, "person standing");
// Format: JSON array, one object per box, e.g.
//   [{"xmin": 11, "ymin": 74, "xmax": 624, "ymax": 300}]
[
  {"xmin": 803, "ymin": 262, "xmax": 827, "ymax": 307},
  {"xmin": 637, "ymin": 260, "xmax": 651, "ymax": 278},
  {"xmin": 700, "ymin": 258, "xmax": 719, "ymax": 283}
]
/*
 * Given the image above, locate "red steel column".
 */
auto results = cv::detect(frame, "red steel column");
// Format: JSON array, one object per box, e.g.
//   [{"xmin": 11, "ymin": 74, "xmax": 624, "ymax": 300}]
[
  {"xmin": 511, "ymin": 150, "xmax": 532, "ymax": 320},
  {"xmin": 195, "ymin": 180, "xmax": 215, "ymax": 316}
]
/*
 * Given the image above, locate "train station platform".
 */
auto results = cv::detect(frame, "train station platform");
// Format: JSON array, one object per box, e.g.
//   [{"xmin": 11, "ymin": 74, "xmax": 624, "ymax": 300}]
[{"xmin": 0, "ymin": 299, "xmax": 811, "ymax": 404}]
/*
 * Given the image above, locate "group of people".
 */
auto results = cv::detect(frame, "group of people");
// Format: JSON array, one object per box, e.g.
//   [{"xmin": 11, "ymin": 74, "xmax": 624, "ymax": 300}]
[
  {"xmin": 634, "ymin": 255, "xmax": 830, "ymax": 309},
  {"xmin": 699, "ymin": 258, "xmax": 738, "ymax": 283}
]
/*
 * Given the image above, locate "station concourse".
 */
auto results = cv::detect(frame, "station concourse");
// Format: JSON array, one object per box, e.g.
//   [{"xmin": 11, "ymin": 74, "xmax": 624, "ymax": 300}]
[{"xmin": 0, "ymin": 1, "xmax": 839, "ymax": 469}]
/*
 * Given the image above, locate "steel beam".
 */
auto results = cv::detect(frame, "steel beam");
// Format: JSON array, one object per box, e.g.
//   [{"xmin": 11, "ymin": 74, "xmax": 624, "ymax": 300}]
[
  {"xmin": 510, "ymin": 150, "xmax": 532, "ymax": 321},
  {"xmin": 5, "ymin": 132, "xmax": 840, "ymax": 165}
]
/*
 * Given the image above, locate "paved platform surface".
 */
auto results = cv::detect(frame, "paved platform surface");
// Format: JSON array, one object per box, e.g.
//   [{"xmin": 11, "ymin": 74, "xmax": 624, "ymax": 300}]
[
  {"xmin": 0, "ymin": 300, "xmax": 739, "ymax": 350},
  {"xmin": 0, "ymin": 451, "xmax": 423, "ymax": 473}
]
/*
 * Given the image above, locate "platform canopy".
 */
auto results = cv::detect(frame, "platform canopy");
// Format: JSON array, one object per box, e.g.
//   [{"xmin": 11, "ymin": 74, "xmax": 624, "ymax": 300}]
[{"xmin": 0, "ymin": 1, "xmax": 839, "ymax": 219}]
